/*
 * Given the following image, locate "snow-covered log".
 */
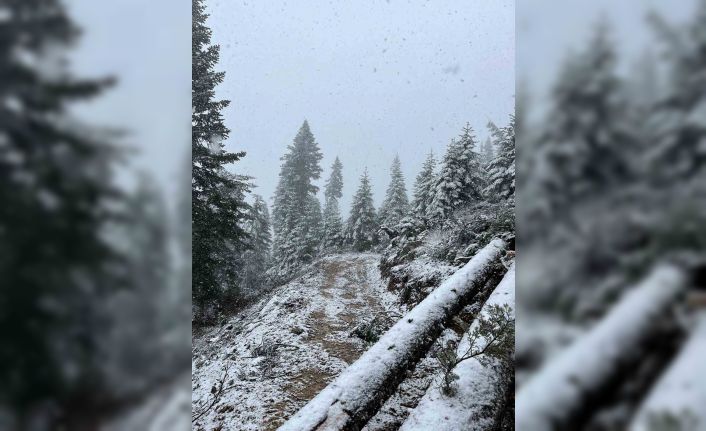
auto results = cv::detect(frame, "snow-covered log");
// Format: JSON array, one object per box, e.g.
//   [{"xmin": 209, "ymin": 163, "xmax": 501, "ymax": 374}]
[
  {"xmin": 399, "ymin": 263, "xmax": 515, "ymax": 431},
  {"xmin": 629, "ymin": 312, "xmax": 706, "ymax": 431},
  {"xmin": 277, "ymin": 239, "xmax": 506, "ymax": 431},
  {"xmin": 516, "ymin": 265, "xmax": 688, "ymax": 430}
]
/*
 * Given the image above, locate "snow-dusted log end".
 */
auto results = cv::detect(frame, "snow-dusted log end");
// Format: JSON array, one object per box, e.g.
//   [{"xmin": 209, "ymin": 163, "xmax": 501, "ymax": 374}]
[
  {"xmin": 277, "ymin": 239, "xmax": 506, "ymax": 431},
  {"xmin": 400, "ymin": 263, "xmax": 515, "ymax": 431},
  {"xmin": 629, "ymin": 312, "xmax": 706, "ymax": 431},
  {"xmin": 516, "ymin": 264, "xmax": 688, "ymax": 430}
]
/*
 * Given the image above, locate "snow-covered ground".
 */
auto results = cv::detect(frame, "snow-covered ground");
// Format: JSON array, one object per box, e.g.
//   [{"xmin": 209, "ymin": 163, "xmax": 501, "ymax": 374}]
[
  {"xmin": 191, "ymin": 254, "xmax": 401, "ymax": 431},
  {"xmin": 105, "ymin": 374, "xmax": 191, "ymax": 431},
  {"xmin": 629, "ymin": 311, "xmax": 706, "ymax": 431}
]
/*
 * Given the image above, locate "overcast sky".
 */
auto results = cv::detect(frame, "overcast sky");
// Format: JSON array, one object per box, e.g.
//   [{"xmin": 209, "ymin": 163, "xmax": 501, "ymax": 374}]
[
  {"xmin": 67, "ymin": 0, "xmax": 191, "ymax": 200},
  {"xmin": 518, "ymin": 0, "xmax": 697, "ymax": 113},
  {"xmin": 207, "ymin": 0, "xmax": 514, "ymax": 211}
]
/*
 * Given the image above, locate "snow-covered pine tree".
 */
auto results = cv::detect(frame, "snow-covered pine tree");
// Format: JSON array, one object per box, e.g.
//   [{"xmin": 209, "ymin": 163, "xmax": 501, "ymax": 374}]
[
  {"xmin": 240, "ymin": 195, "xmax": 272, "ymax": 295},
  {"xmin": 0, "ymin": 0, "xmax": 124, "ymax": 425},
  {"xmin": 346, "ymin": 170, "xmax": 379, "ymax": 251},
  {"xmin": 192, "ymin": 0, "xmax": 251, "ymax": 317},
  {"xmin": 645, "ymin": 1, "xmax": 706, "ymax": 182},
  {"xmin": 481, "ymin": 137, "xmax": 495, "ymax": 167},
  {"xmin": 485, "ymin": 117, "xmax": 516, "ymax": 200},
  {"xmin": 302, "ymin": 194, "xmax": 323, "ymax": 258},
  {"xmin": 412, "ymin": 150, "xmax": 437, "ymax": 218},
  {"xmin": 272, "ymin": 121, "xmax": 324, "ymax": 277},
  {"xmin": 429, "ymin": 124, "xmax": 485, "ymax": 219},
  {"xmin": 378, "ymin": 155, "xmax": 410, "ymax": 228},
  {"xmin": 322, "ymin": 157, "xmax": 344, "ymax": 250},
  {"xmin": 537, "ymin": 19, "xmax": 633, "ymax": 216}
]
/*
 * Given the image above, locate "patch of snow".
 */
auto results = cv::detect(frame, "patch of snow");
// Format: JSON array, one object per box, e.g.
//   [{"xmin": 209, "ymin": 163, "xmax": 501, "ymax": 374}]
[
  {"xmin": 629, "ymin": 312, "xmax": 706, "ymax": 431},
  {"xmin": 399, "ymin": 263, "xmax": 515, "ymax": 431}
]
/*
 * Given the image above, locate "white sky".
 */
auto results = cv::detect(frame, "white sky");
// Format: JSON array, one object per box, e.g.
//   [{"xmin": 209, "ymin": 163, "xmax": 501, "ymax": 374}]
[
  {"xmin": 207, "ymin": 0, "xmax": 515, "ymax": 212},
  {"xmin": 518, "ymin": 0, "xmax": 697, "ymax": 114},
  {"xmin": 66, "ymin": 0, "xmax": 191, "ymax": 200}
]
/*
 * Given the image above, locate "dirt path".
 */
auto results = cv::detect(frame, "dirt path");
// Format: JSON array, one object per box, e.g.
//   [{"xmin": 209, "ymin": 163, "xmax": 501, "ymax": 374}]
[{"xmin": 192, "ymin": 254, "xmax": 400, "ymax": 431}]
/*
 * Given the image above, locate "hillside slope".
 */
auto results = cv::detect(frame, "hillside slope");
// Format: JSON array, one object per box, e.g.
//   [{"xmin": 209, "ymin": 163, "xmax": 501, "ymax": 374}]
[{"xmin": 192, "ymin": 254, "xmax": 402, "ymax": 431}]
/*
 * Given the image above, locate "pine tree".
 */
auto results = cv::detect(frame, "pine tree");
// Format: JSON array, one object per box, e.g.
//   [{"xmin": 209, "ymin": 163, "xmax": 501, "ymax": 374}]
[
  {"xmin": 538, "ymin": 19, "xmax": 632, "ymax": 215},
  {"xmin": 192, "ymin": 0, "xmax": 251, "ymax": 317},
  {"xmin": 378, "ymin": 155, "xmax": 410, "ymax": 228},
  {"xmin": 272, "ymin": 121, "xmax": 324, "ymax": 276},
  {"xmin": 0, "ymin": 0, "xmax": 123, "ymax": 424},
  {"xmin": 412, "ymin": 150, "xmax": 437, "ymax": 218},
  {"xmin": 104, "ymin": 173, "xmax": 171, "ymax": 399},
  {"xmin": 322, "ymin": 158, "xmax": 344, "ymax": 250},
  {"xmin": 645, "ymin": 1, "xmax": 706, "ymax": 181},
  {"xmin": 485, "ymin": 118, "xmax": 516, "ymax": 200},
  {"xmin": 240, "ymin": 195, "xmax": 272, "ymax": 295},
  {"xmin": 481, "ymin": 137, "xmax": 495, "ymax": 166},
  {"xmin": 429, "ymin": 124, "xmax": 485, "ymax": 219},
  {"xmin": 346, "ymin": 170, "xmax": 378, "ymax": 251}
]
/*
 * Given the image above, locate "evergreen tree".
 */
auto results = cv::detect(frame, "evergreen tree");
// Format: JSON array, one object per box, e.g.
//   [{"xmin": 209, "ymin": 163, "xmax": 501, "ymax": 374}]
[
  {"xmin": 429, "ymin": 124, "xmax": 484, "ymax": 219},
  {"xmin": 481, "ymin": 137, "xmax": 495, "ymax": 166},
  {"xmin": 378, "ymin": 155, "xmax": 410, "ymax": 228},
  {"xmin": 645, "ymin": 2, "xmax": 706, "ymax": 181},
  {"xmin": 324, "ymin": 157, "xmax": 344, "ymax": 202},
  {"xmin": 322, "ymin": 158, "xmax": 344, "ymax": 250},
  {"xmin": 240, "ymin": 195, "xmax": 272, "ymax": 295},
  {"xmin": 104, "ymin": 173, "xmax": 171, "ymax": 399},
  {"xmin": 537, "ymin": 19, "xmax": 632, "ymax": 215},
  {"xmin": 485, "ymin": 118, "xmax": 516, "ymax": 200},
  {"xmin": 192, "ymin": 0, "xmax": 251, "ymax": 317},
  {"xmin": 412, "ymin": 150, "xmax": 437, "ymax": 218},
  {"xmin": 0, "ymin": 0, "xmax": 123, "ymax": 425},
  {"xmin": 345, "ymin": 170, "xmax": 378, "ymax": 251},
  {"xmin": 272, "ymin": 121, "xmax": 324, "ymax": 276}
]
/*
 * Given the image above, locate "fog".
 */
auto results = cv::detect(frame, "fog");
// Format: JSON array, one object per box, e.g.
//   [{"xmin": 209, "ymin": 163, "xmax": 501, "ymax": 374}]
[{"xmin": 207, "ymin": 0, "xmax": 514, "ymax": 211}]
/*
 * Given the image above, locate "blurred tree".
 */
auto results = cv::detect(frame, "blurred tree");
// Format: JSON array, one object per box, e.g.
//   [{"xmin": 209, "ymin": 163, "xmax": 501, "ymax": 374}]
[
  {"xmin": 537, "ymin": 19, "xmax": 634, "ymax": 218},
  {"xmin": 0, "ymin": 0, "xmax": 123, "ymax": 427}
]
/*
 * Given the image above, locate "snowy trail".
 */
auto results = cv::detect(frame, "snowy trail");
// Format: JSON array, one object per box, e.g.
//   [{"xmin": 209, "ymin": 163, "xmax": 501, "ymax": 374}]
[{"xmin": 192, "ymin": 254, "xmax": 400, "ymax": 431}]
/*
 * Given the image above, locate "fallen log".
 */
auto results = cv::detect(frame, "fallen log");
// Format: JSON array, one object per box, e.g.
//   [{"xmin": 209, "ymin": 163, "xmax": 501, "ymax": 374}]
[
  {"xmin": 399, "ymin": 263, "xmax": 515, "ymax": 431},
  {"xmin": 628, "ymin": 312, "xmax": 706, "ymax": 431},
  {"xmin": 516, "ymin": 264, "xmax": 688, "ymax": 430},
  {"xmin": 277, "ymin": 239, "xmax": 506, "ymax": 431}
]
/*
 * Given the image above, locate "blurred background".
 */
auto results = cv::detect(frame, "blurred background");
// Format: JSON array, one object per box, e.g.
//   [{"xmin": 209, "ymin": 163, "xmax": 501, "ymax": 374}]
[
  {"xmin": 516, "ymin": 0, "xmax": 706, "ymax": 430},
  {"xmin": 0, "ymin": 0, "xmax": 191, "ymax": 429}
]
